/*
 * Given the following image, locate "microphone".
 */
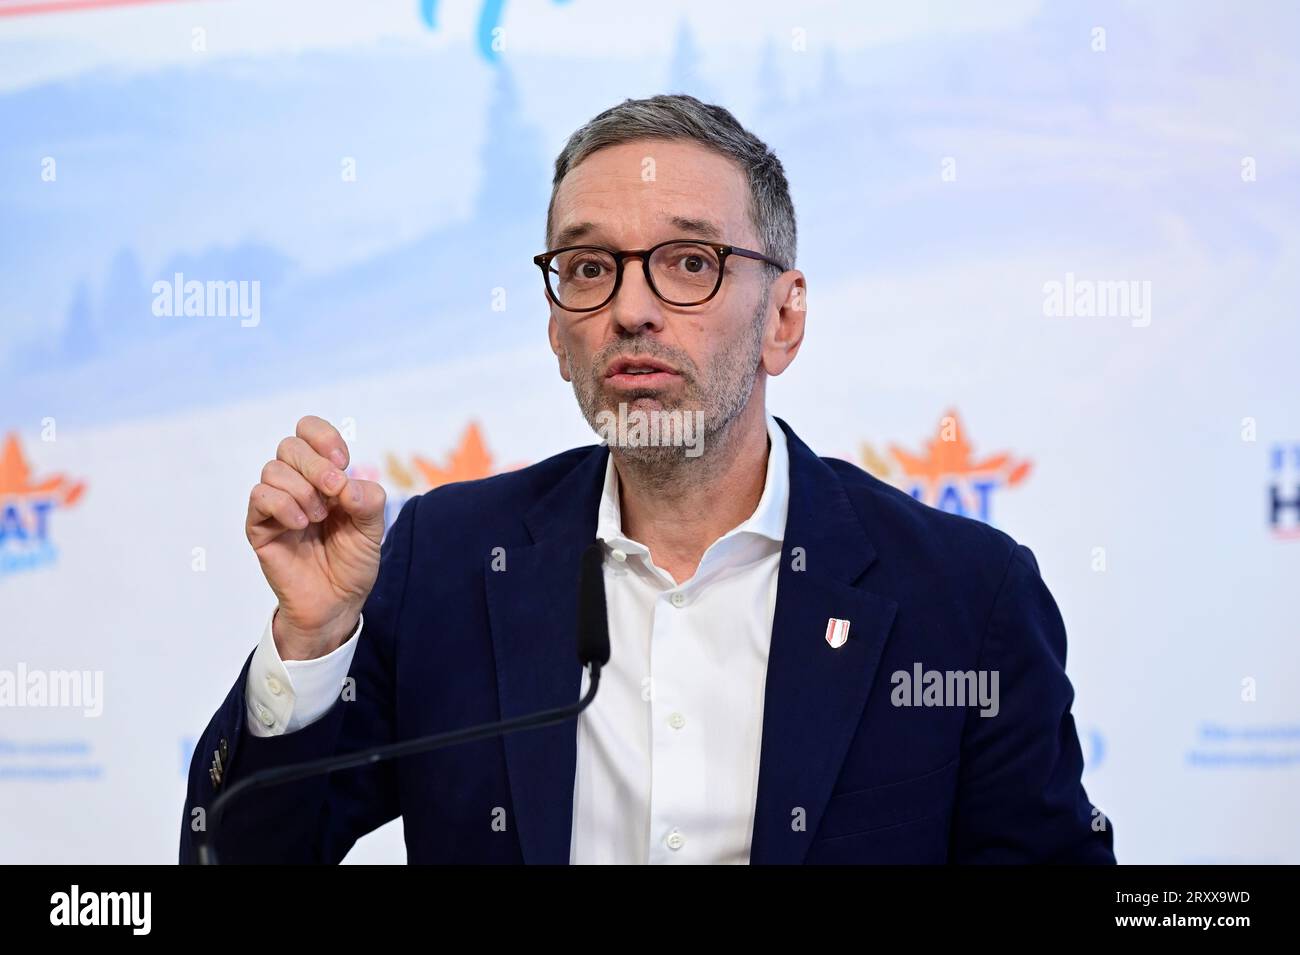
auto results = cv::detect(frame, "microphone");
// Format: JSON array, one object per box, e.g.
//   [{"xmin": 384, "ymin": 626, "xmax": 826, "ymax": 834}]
[
  {"xmin": 577, "ymin": 538, "xmax": 611, "ymax": 669},
  {"xmin": 197, "ymin": 540, "xmax": 610, "ymax": 865}
]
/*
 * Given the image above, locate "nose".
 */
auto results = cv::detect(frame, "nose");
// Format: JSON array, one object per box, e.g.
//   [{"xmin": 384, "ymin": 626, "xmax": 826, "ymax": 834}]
[{"xmin": 609, "ymin": 255, "xmax": 665, "ymax": 336}]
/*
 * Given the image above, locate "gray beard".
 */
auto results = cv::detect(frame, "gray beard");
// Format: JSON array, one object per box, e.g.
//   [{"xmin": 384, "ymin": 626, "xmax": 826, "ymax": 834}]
[{"xmin": 568, "ymin": 292, "xmax": 769, "ymax": 488}]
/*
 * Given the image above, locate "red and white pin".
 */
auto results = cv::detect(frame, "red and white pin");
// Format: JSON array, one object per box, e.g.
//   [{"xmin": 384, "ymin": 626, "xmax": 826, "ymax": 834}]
[{"xmin": 824, "ymin": 617, "xmax": 851, "ymax": 649}]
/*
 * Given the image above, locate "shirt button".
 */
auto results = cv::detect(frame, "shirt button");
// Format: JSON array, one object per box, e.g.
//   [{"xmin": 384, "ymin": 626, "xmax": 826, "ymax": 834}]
[
  {"xmin": 266, "ymin": 676, "xmax": 283, "ymax": 696},
  {"xmin": 668, "ymin": 712, "xmax": 686, "ymax": 730},
  {"xmin": 255, "ymin": 703, "xmax": 275, "ymax": 727},
  {"xmin": 611, "ymin": 548, "xmax": 627, "ymax": 562},
  {"xmin": 670, "ymin": 591, "xmax": 687, "ymax": 608},
  {"xmin": 665, "ymin": 829, "xmax": 685, "ymax": 851}
]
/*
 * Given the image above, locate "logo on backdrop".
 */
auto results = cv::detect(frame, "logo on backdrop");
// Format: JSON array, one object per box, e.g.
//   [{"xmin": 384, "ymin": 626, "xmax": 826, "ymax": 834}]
[
  {"xmin": 858, "ymin": 410, "xmax": 1032, "ymax": 525},
  {"xmin": 0, "ymin": 434, "xmax": 87, "ymax": 578},
  {"xmin": 347, "ymin": 422, "xmax": 526, "ymax": 534},
  {"xmin": 420, "ymin": 0, "xmax": 575, "ymax": 62},
  {"xmin": 1268, "ymin": 443, "xmax": 1300, "ymax": 539}
]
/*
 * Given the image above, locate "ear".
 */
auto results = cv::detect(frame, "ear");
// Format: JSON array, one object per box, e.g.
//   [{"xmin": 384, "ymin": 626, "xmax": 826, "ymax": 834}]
[
  {"xmin": 547, "ymin": 311, "xmax": 572, "ymax": 382},
  {"xmin": 760, "ymin": 269, "xmax": 807, "ymax": 377}
]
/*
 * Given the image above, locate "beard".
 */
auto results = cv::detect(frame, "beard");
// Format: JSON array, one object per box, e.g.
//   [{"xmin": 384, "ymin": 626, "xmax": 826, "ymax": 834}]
[{"xmin": 566, "ymin": 289, "xmax": 769, "ymax": 476}]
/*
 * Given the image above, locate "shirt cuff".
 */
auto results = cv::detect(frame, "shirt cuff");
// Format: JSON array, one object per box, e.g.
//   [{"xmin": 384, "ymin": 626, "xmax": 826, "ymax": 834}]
[{"xmin": 244, "ymin": 608, "xmax": 364, "ymax": 738}]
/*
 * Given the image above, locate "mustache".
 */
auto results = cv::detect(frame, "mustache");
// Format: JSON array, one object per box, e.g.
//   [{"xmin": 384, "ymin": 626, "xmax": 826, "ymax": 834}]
[{"xmin": 591, "ymin": 342, "xmax": 696, "ymax": 381}]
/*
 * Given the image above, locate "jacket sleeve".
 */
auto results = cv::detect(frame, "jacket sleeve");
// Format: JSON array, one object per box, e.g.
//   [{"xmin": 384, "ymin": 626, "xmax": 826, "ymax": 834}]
[
  {"xmin": 948, "ymin": 543, "xmax": 1116, "ymax": 863},
  {"xmin": 179, "ymin": 494, "xmax": 421, "ymax": 864}
]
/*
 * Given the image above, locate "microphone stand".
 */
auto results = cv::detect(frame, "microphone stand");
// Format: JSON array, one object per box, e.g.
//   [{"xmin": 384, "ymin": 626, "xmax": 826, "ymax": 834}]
[{"xmin": 198, "ymin": 664, "xmax": 601, "ymax": 865}]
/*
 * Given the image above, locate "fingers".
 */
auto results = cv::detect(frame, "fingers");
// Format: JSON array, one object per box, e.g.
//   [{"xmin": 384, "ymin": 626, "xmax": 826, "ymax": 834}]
[
  {"xmin": 247, "ymin": 483, "xmax": 308, "ymax": 546},
  {"xmin": 277, "ymin": 435, "xmax": 347, "ymax": 500},
  {"xmin": 247, "ymin": 417, "xmax": 372, "ymax": 548},
  {"xmin": 334, "ymin": 477, "xmax": 387, "ymax": 542},
  {"xmin": 261, "ymin": 459, "xmax": 329, "ymax": 523},
  {"xmin": 296, "ymin": 415, "xmax": 349, "ymax": 470}
]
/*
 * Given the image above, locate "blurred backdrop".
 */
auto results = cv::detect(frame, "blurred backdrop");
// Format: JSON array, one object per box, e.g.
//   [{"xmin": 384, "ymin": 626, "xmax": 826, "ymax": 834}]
[{"xmin": 1, "ymin": 0, "xmax": 1297, "ymax": 863}]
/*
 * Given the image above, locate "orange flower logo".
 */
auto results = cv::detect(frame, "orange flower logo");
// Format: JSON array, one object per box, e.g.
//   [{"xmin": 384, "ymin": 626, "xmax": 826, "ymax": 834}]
[
  {"xmin": 860, "ymin": 410, "xmax": 1031, "ymax": 523},
  {"xmin": 0, "ymin": 433, "xmax": 86, "ymax": 507}
]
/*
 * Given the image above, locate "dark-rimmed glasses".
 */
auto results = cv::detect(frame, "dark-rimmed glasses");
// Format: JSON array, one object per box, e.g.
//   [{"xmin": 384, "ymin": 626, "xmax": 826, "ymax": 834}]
[{"xmin": 534, "ymin": 239, "xmax": 787, "ymax": 313}]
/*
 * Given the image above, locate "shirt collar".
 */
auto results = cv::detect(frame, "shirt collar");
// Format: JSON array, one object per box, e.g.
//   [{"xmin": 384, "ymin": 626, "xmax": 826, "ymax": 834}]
[{"xmin": 596, "ymin": 411, "xmax": 789, "ymax": 550}]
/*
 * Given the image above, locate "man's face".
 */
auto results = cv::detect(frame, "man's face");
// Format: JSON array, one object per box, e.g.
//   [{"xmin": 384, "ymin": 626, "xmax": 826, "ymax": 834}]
[{"xmin": 546, "ymin": 139, "xmax": 789, "ymax": 457}]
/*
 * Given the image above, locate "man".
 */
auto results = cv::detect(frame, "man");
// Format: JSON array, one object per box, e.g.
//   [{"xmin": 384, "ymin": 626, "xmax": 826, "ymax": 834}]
[{"xmin": 180, "ymin": 94, "xmax": 1115, "ymax": 864}]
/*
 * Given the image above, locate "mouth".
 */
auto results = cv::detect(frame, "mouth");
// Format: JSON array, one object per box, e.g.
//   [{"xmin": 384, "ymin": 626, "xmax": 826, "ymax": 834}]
[{"xmin": 603, "ymin": 355, "xmax": 682, "ymax": 389}]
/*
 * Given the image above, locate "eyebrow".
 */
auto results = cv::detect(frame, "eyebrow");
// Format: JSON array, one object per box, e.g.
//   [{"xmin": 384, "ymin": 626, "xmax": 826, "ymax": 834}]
[
  {"xmin": 552, "ymin": 221, "xmax": 599, "ymax": 248},
  {"xmin": 551, "ymin": 216, "xmax": 726, "ymax": 250},
  {"xmin": 666, "ymin": 216, "xmax": 723, "ymax": 241}
]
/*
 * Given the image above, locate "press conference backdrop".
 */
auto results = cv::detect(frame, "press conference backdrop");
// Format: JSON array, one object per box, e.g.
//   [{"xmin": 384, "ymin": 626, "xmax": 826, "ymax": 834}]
[{"xmin": 2, "ymin": 0, "xmax": 1297, "ymax": 864}]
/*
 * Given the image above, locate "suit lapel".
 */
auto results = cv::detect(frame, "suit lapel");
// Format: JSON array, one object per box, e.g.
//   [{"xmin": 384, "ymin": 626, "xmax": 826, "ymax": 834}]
[
  {"xmin": 484, "ymin": 444, "xmax": 607, "ymax": 865},
  {"xmin": 482, "ymin": 420, "xmax": 898, "ymax": 865},
  {"xmin": 749, "ymin": 420, "xmax": 899, "ymax": 864}
]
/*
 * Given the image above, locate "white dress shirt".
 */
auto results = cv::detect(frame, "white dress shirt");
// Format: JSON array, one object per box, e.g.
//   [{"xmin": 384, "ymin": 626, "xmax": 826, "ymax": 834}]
[{"xmin": 246, "ymin": 412, "xmax": 790, "ymax": 865}]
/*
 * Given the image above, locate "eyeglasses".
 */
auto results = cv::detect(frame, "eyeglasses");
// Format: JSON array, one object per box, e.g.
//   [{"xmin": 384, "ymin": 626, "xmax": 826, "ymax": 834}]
[{"xmin": 533, "ymin": 239, "xmax": 787, "ymax": 313}]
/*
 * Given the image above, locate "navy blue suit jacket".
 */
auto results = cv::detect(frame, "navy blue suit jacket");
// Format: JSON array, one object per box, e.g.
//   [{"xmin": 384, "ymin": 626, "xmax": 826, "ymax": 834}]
[{"xmin": 181, "ymin": 418, "xmax": 1115, "ymax": 864}]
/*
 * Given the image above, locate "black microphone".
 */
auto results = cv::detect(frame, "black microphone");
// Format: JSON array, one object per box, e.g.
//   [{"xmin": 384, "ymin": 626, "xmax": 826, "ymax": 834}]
[
  {"xmin": 577, "ymin": 538, "xmax": 611, "ymax": 669},
  {"xmin": 197, "ymin": 540, "xmax": 610, "ymax": 865}
]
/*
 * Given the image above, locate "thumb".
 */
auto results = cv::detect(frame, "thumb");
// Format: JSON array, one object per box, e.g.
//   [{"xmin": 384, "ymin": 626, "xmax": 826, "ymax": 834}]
[{"xmin": 335, "ymin": 477, "xmax": 387, "ymax": 543}]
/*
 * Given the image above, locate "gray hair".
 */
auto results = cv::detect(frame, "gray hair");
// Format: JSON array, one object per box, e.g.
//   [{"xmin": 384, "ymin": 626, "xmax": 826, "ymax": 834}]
[{"xmin": 547, "ymin": 93, "xmax": 796, "ymax": 272}]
